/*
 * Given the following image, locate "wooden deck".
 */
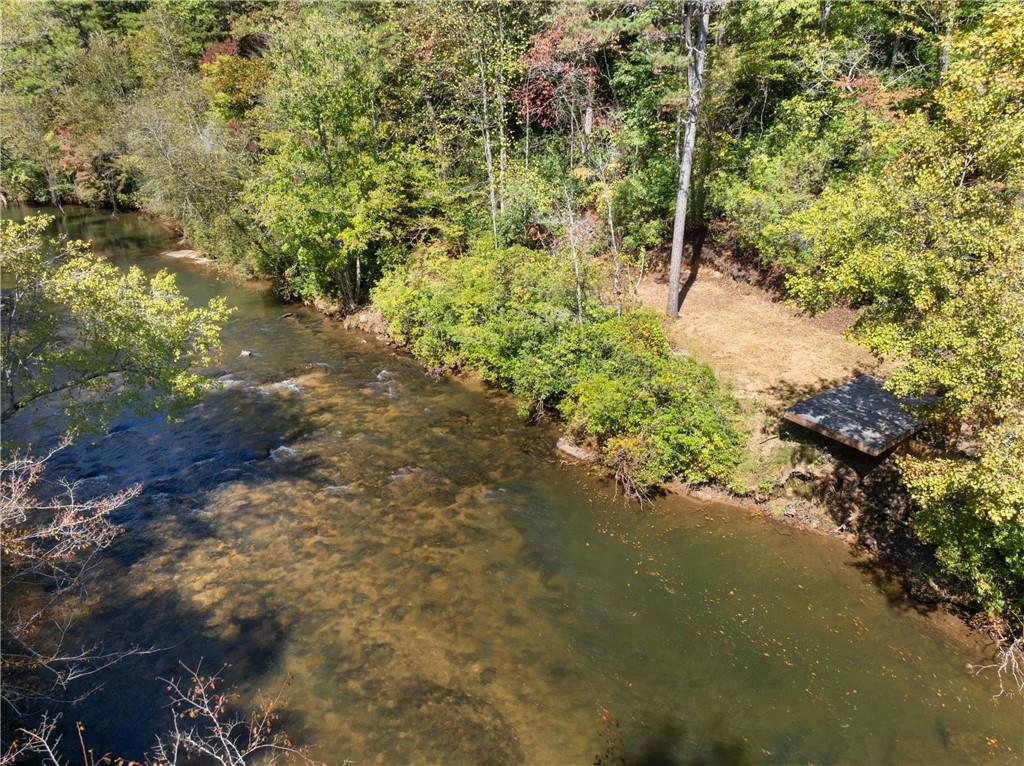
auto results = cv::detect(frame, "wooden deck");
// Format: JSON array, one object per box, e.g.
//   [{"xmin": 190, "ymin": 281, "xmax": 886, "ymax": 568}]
[{"xmin": 782, "ymin": 376, "xmax": 927, "ymax": 457}]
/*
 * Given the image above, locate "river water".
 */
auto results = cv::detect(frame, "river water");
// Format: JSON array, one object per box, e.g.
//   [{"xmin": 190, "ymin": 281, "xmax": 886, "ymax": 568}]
[{"xmin": 5, "ymin": 208, "xmax": 1021, "ymax": 764}]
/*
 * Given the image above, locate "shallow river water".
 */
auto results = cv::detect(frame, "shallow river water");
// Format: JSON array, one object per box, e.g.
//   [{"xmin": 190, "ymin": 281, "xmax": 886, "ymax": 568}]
[{"xmin": 6, "ymin": 208, "xmax": 1022, "ymax": 764}]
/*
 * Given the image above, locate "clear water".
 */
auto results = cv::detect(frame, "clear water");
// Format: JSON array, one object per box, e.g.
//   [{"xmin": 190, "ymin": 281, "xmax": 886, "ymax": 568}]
[{"xmin": 5, "ymin": 208, "xmax": 1021, "ymax": 764}]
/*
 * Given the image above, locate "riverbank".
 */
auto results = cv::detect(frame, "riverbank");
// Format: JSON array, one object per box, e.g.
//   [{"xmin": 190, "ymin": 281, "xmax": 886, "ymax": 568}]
[
  {"xmin": 12, "ymin": 207, "xmax": 1020, "ymax": 764},
  {"xmin": 339, "ymin": 251, "xmax": 989, "ymax": 642},
  {"xmin": 90, "ymin": 202, "xmax": 1005, "ymax": 668},
  {"xmin": 345, "ymin": 279, "xmax": 1007, "ymax": 682},
  {"xmin": 639, "ymin": 247, "xmax": 1013, "ymax": 653}
]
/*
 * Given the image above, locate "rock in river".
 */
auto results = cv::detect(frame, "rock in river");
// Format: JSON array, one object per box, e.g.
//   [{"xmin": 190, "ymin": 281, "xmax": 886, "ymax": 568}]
[{"xmin": 556, "ymin": 436, "xmax": 598, "ymax": 462}]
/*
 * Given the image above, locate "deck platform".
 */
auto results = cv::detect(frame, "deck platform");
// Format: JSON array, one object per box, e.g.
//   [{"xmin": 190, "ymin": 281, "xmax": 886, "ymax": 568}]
[{"xmin": 782, "ymin": 375, "xmax": 926, "ymax": 457}]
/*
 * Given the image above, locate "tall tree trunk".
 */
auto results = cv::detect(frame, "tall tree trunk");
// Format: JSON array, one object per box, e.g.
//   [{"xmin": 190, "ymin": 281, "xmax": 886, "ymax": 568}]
[
  {"xmin": 675, "ymin": 109, "xmax": 683, "ymax": 164},
  {"xmin": 674, "ymin": 0, "xmax": 686, "ymax": 164},
  {"xmin": 524, "ymin": 73, "xmax": 531, "ymax": 172},
  {"xmin": 497, "ymin": 85, "xmax": 507, "ymax": 213},
  {"xmin": 666, "ymin": 1, "xmax": 709, "ymax": 318},
  {"xmin": 496, "ymin": 7, "xmax": 507, "ymax": 213},
  {"xmin": 583, "ymin": 76, "xmax": 595, "ymax": 141},
  {"xmin": 43, "ymin": 153, "xmax": 64, "ymax": 213},
  {"xmin": 355, "ymin": 253, "xmax": 362, "ymax": 305},
  {"xmin": 422, "ymin": 89, "xmax": 448, "ymax": 177},
  {"xmin": 565, "ymin": 199, "xmax": 584, "ymax": 325},
  {"xmin": 601, "ymin": 174, "xmax": 623, "ymax": 314},
  {"xmin": 316, "ymin": 118, "xmax": 335, "ymax": 184},
  {"xmin": 477, "ymin": 52, "xmax": 499, "ymax": 246},
  {"xmin": 939, "ymin": 0, "xmax": 957, "ymax": 76},
  {"xmin": 819, "ymin": 0, "xmax": 832, "ymax": 40}
]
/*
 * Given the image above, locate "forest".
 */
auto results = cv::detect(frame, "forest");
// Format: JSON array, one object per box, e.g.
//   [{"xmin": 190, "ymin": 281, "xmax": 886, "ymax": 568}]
[{"xmin": 2, "ymin": 0, "xmax": 1023, "ymax": 761}]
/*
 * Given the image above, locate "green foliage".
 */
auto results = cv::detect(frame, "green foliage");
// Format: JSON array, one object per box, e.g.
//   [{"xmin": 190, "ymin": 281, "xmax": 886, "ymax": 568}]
[
  {"xmin": 612, "ymin": 157, "xmax": 677, "ymax": 254},
  {"xmin": 557, "ymin": 313, "xmax": 742, "ymax": 486},
  {"xmin": 707, "ymin": 94, "xmax": 872, "ymax": 256},
  {"xmin": 492, "ymin": 155, "xmax": 561, "ymax": 248},
  {"xmin": 0, "ymin": 0, "xmax": 81, "ymax": 203},
  {"xmin": 53, "ymin": 30, "xmax": 140, "ymax": 208},
  {"xmin": 126, "ymin": 78, "xmax": 261, "ymax": 266},
  {"xmin": 373, "ymin": 243, "xmax": 582, "ymax": 379},
  {"xmin": 244, "ymin": 9, "xmax": 449, "ymax": 306},
  {"xmin": 0, "ymin": 216, "xmax": 232, "ymax": 433},
  {"xmin": 200, "ymin": 50, "xmax": 267, "ymax": 122},
  {"xmin": 374, "ymin": 245, "xmax": 742, "ymax": 488},
  {"xmin": 774, "ymin": 5, "xmax": 1024, "ymax": 613},
  {"xmin": 127, "ymin": 0, "xmax": 227, "ymax": 87},
  {"xmin": 605, "ymin": 4, "xmax": 686, "ymax": 254},
  {"xmin": 904, "ymin": 414, "xmax": 1024, "ymax": 614},
  {"xmin": 6, "ymin": 0, "xmax": 1021, "ymax": 615}
]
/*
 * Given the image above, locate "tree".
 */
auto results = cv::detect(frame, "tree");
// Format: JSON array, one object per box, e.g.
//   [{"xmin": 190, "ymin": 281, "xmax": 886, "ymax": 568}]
[
  {"xmin": 0, "ymin": 1, "xmax": 81, "ymax": 206},
  {"xmin": 666, "ymin": 0, "xmax": 712, "ymax": 318},
  {"xmin": 398, "ymin": 1, "xmax": 535, "ymax": 246},
  {"xmin": 125, "ymin": 73, "xmax": 262, "ymax": 267},
  {"xmin": 1, "ymin": 215, "xmax": 232, "ymax": 726},
  {"xmin": 244, "ymin": 8, "xmax": 443, "ymax": 307},
  {"xmin": 0, "ymin": 215, "xmax": 231, "ymax": 430},
  {"xmin": 776, "ymin": 3, "xmax": 1024, "ymax": 618}
]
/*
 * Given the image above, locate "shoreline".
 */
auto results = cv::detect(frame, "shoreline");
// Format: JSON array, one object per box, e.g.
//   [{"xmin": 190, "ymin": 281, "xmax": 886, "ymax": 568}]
[
  {"xmin": 27, "ymin": 204, "xmax": 1002, "ymax": 664},
  {"xmin": 336, "ymin": 304, "xmax": 1005, "ymax": 657}
]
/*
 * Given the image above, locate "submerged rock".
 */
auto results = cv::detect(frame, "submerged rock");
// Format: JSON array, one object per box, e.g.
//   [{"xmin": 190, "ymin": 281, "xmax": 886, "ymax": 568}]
[
  {"xmin": 269, "ymin": 445, "xmax": 299, "ymax": 462},
  {"xmin": 216, "ymin": 373, "xmax": 246, "ymax": 389},
  {"xmin": 264, "ymin": 378, "xmax": 303, "ymax": 394},
  {"xmin": 386, "ymin": 466, "xmax": 416, "ymax": 482},
  {"xmin": 378, "ymin": 679, "xmax": 525, "ymax": 766}
]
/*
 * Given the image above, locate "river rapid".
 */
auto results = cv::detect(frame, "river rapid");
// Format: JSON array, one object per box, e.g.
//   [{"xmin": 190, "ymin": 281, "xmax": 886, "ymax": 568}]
[{"xmin": 5, "ymin": 208, "xmax": 1022, "ymax": 765}]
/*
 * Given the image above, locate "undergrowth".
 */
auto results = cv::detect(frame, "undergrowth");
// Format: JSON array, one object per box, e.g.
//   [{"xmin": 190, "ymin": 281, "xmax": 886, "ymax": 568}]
[{"xmin": 373, "ymin": 244, "xmax": 743, "ymax": 491}]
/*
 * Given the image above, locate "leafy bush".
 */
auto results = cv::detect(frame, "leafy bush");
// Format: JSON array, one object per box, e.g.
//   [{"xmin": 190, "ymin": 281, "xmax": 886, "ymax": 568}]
[
  {"xmin": 706, "ymin": 93, "xmax": 871, "ymax": 259},
  {"xmin": 904, "ymin": 422, "xmax": 1024, "ymax": 615},
  {"xmin": 374, "ymin": 245, "xmax": 742, "ymax": 489},
  {"xmin": 558, "ymin": 313, "xmax": 742, "ymax": 487},
  {"xmin": 770, "ymin": 6, "xmax": 1024, "ymax": 615}
]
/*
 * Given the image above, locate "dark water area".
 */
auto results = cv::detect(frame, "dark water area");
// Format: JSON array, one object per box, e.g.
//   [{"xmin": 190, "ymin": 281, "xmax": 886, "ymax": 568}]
[{"xmin": 3, "ymin": 207, "xmax": 1022, "ymax": 764}]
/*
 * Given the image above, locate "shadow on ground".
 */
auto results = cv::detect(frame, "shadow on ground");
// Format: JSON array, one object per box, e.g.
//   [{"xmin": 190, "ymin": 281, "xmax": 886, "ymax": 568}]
[{"xmin": 764, "ymin": 379, "xmax": 963, "ymax": 618}]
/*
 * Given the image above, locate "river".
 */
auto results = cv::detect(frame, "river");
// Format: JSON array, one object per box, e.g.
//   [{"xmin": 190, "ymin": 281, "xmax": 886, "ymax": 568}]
[{"xmin": 5, "ymin": 208, "xmax": 1021, "ymax": 764}]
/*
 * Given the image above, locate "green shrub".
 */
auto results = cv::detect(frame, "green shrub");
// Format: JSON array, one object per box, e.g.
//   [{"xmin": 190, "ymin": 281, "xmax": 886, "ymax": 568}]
[
  {"xmin": 374, "ymin": 246, "xmax": 743, "ymax": 490},
  {"xmin": 558, "ymin": 315, "xmax": 742, "ymax": 487},
  {"xmin": 706, "ymin": 94, "xmax": 872, "ymax": 260}
]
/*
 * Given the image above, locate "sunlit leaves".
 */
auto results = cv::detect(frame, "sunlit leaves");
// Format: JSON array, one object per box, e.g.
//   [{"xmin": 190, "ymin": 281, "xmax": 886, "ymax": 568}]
[
  {"xmin": 374, "ymin": 245, "xmax": 742, "ymax": 489},
  {"xmin": 243, "ymin": 8, "xmax": 440, "ymax": 306},
  {"xmin": 772, "ymin": 7, "xmax": 1024, "ymax": 613},
  {"xmin": 0, "ymin": 216, "xmax": 232, "ymax": 433}
]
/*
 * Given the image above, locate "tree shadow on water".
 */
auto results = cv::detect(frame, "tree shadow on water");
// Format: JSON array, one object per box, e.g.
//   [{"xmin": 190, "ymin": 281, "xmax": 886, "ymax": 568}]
[
  {"xmin": 5, "ymin": 386, "xmax": 330, "ymax": 761},
  {"xmin": 596, "ymin": 718, "xmax": 751, "ymax": 766},
  {"xmin": 38, "ymin": 382, "xmax": 326, "ymax": 575},
  {"xmin": 37, "ymin": 584, "xmax": 298, "ymax": 762},
  {"xmin": 765, "ymin": 378, "xmax": 959, "ymax": 618}
]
